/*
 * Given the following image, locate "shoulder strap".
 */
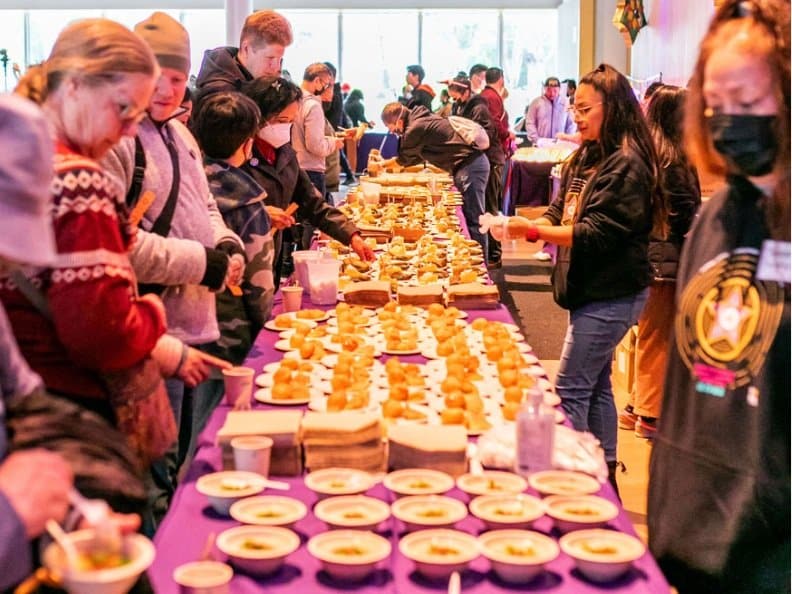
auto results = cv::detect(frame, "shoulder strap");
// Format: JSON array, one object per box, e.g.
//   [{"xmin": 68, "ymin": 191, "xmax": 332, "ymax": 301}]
[
  {"xmin": 126, "ymin": 135, "xmax": 147, "ymax": 208},
  {"xmin": 11, "ymin": 270, "xmax": 52, "ymax": 321},
  {"xmin": 148, "ymin": 126, "xmax": 182, "ymax": 238}
]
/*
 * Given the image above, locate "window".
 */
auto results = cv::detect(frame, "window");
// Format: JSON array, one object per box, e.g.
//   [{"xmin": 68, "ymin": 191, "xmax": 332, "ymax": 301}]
[
  {"xmin": 341, "ymin": 10, "xmax": 419, "ymax": 126},
  {"xmin": 0, "ymin": 10, "xmax": 25, "ymax": 91},
  {"xmin": 27, "ymin": 9, "xmax": 102, "ymax": 66},
  {"xmin": 180, "ymin": 9, "xmax": 226, "ymax": 77},
  {"xmin": 502, "ymin": 9, "xmax": 559, "ymax": 123},
  {"xmin": 280, "ymin": 9, "xmax": 339, "ymax": 83},
  {"xmin": 421, "ymin": 9, "xmax": 499, "ymax": 82}
]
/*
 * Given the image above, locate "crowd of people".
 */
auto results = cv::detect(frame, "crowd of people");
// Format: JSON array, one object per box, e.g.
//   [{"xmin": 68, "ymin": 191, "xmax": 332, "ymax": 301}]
[{"xmin": 0, "ymin": 1, "xmax": 788, "ymax": 592}]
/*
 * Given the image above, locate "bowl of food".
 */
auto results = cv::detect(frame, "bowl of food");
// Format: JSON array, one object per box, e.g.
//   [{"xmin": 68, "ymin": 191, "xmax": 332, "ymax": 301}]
[
  {"xmin": 478, "ymin": 529, "xmax": 560, "ymax": 584},
  {"xmin": 172, "ymin": 560, "xmax": 233, "ymax": 594},
  {"xmin": 456, "ymin": 471, "xmax": 528, "ymax": 498},
  {"xmin": 229, "ymin": 496, "xmax": 307, "ymax": 529},
  {"xmin": 399, "ymin": 529, "xmax": 479, "ymax": 581},
  {"xmin": 216, "ymin": 525, "xmax": 299, "ymax": 576},
  {"xmin": 196, "ymin": 471, "xmax": 267, "ymax": 516},
  {"xmin": 314, "ymin": 495, "xmax": 391, "ymax": 531},
  {"xmin": 383, "ymin": 468, "xmax": 454, "ymax": 497},
  {"xmin": 307, "ymin": 530, "xmax": 391, "ymax": 581},
  {"xmin": 469, "ymin": 493, "xmax": 545, "ymax": 531},
  {"xmin": 527, "ymin": 470, "xmax": 601, "ymax": 497},
  {"xmin": 543, "ymin": 495, "xmax": 619, "ymax": 533},
  {"xmin": 391, "ymin": 495, "xmax": 468, "ymax": 532},
  {"xmin": 304, "ymin": 468, "xmax": 376, "ymax": 499},
  {"xmin": 559, "ymin": 529, "xmax": 645, "ymax": 582},
  {"xmin": 42, "ymin": 530, "xmax": 155, "ymax": 594}
]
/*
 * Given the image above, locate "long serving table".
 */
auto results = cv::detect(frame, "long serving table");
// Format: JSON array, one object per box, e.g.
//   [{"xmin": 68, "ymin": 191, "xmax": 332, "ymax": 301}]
[{"xmin": 149, "ymin": 288, "xmax": 670, "ymax": 593}]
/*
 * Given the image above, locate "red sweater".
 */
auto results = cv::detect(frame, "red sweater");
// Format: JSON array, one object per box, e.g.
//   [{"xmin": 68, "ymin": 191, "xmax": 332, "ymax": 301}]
[
  {"xmin": 0, "ymin": 143, "xmax": 165, "ymax": 402},
  {"xmin": 480, "ymin": 86, "xmax": 510, "ymax": 152}
]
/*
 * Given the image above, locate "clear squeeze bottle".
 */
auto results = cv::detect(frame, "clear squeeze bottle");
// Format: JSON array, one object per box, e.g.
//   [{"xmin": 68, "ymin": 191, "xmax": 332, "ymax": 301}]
[{"xmin": 515, "ymin": 387, "xmax": 555, "ymax": 478}]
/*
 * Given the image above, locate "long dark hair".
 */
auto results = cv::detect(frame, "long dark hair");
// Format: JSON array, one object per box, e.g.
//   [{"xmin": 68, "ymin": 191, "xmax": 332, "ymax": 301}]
[
  {"xmin": 572, "ymin": 63, "xmax": 666, "ymax": 237},
  {"xmin": 646, "ymin": 85, "xmax": 688, "ymax": 169}
]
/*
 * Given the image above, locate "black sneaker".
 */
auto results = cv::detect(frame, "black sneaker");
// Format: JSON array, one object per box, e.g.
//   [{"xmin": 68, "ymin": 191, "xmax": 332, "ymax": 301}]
[{"xmin": 343, "ymin": 176, "xmax": 358, "ymax": 186}]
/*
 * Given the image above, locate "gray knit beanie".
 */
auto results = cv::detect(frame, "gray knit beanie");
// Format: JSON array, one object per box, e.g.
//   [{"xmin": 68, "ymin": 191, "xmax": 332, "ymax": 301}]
[{"xmin": 135, "ymin": 12, "xmax": 190, "ymax": 75}]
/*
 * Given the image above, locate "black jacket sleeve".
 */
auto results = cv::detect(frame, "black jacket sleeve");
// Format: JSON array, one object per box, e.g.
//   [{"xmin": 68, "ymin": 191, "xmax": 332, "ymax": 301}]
[{"xmin": 294, "ymin": 168, "xmax": 359, "ymax": 244}]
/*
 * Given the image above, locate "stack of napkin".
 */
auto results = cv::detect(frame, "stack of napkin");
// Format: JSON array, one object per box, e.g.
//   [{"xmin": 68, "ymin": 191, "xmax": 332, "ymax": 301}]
[
  {"xmin": 216, "ymin": 410, "xmax": 303, "ymax": 476},
  {"xmin": 447, "ymin": 282, "xmax": 500, "ymax": 310},
  {"xmin": 343, "ymin": 280, "xmax": 392, "ymax": 307},
  {"xmin": 387, "ymin": 424, "xmax": 468, "ymax": 477},
  {"xmin": 301, "ymin": 411, "xmax": 385, "ymax": 472}
]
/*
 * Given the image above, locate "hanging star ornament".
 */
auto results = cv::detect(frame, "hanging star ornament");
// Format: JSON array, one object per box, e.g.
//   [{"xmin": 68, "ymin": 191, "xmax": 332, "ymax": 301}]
[{"xmin": 613, "ymin": 0, "xmax": 648, "ymax": 47}]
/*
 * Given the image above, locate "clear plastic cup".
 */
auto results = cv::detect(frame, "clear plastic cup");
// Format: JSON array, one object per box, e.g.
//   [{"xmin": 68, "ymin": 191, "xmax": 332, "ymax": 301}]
[
  {"xmin": 305, "ymin": 259, "xmax": 342, "ymax": 305},
  {"xmin": 291, "ymin": 250, "xmax": 320, "ymax": 290}
]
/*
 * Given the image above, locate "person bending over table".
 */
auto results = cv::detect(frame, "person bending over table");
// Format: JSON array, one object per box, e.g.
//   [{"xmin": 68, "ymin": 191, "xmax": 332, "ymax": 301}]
[
  {"xmin": 379, "ymin": 103, "xmax": 490, "ymax": 256},
  {"xmin": 497, "ymin": 64, "xmax": 664, "ymax": 496}
]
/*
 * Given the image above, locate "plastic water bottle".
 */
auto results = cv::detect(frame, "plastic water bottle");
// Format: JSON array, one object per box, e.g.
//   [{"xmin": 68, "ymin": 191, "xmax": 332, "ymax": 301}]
[{"xmin": 515, "ymin": 387, "xmax": 555, "ymax": 478}]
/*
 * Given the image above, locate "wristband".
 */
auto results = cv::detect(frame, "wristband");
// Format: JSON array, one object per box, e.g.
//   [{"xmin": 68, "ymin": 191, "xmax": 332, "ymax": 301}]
[
  {"xmin": 524, "ymin": 225, "xmax": 540, "ymax": 243},
  {"xmin": 174, "ymin": 344, "xmax": 189, "ymax": 375}
]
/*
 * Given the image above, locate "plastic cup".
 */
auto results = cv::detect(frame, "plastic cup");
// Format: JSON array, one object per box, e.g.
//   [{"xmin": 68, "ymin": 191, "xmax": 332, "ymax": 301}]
[
  {"xmin": 222, "ymin": 366, "xmax": 254, "ymax": 407},
  {"xmin": 360, "ymin": 181, "xmax": 382, "ymax": 205},
  {"xmin": 305, "ymin": 259, "xmax": 342, "ymax": 305},
  {"xmin": 281, "ymin": 286, "xmax": 304, "ymax": 312},
  {"xmin": 292, "ymin": 250, "xmax": 320, "ymax": 290},
  {"xmin": 231, "ymin": 436, "xmax": 273, "ymax": 477}
]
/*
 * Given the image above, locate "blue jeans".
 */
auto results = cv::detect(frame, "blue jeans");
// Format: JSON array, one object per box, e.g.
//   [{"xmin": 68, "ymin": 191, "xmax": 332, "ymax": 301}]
[
  {"xmin": 454, "ymin": 154, "xmax": 490, "ymax": 256},
  {"xmin": 556, "ymin": 290, "xmax": 648, "ymax": 462}
]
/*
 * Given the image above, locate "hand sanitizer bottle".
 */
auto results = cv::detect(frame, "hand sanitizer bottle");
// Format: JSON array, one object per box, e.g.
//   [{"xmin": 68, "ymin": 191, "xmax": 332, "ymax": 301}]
[{"xmin": 515, "ymin": 387, "xmax": 555, "ymax": 478}]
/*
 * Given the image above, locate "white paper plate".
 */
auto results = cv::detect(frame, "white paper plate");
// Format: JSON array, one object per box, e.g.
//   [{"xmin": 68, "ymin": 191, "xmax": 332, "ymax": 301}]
[
  {"xmin": 263, "ymin": 316, "xmax": 318, "ymax": 332},
  {"xmin": 254, "ymin": 387, "xmax": 319, "ymax": 406}
]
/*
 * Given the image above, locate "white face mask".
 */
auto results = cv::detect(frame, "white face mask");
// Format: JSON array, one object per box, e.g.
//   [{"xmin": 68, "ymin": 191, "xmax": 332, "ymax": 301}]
[{"xmin": 258, "ymin": 122, "xmax": 292, "ymax": 148}]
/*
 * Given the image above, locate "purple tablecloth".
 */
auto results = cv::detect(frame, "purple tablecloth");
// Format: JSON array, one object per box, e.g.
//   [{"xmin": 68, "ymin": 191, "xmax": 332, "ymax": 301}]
[{"xmin": 149, "ymin": 295, "xmax": 670, "ymax": 593}]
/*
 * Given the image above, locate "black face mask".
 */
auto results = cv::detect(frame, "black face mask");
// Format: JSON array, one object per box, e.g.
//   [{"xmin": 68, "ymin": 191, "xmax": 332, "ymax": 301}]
[{"xmin": 707, "ymin": 113, "xmax": 778, "ymax": 177}]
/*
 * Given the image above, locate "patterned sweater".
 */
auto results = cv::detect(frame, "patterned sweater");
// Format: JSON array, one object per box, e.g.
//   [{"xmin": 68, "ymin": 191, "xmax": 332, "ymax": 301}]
[{"xmin": 0, "ymin": 142, "xmax": 165, "ymax": 405}]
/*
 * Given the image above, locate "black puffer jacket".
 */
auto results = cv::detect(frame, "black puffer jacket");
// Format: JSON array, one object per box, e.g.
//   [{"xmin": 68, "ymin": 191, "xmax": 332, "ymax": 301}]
[
  {"xmin": 544, "ymin": 142, "xmax": 653, "ymax": 310},
  {"xmin": 242, "ymin": 141, "xmax": 358, "ymax": 275},
  {"xmin": 397, "ymin": 106, "xmax": 483, "ymax": 175},
  {"xmin": 193, "ymin": 46, "xmax": 253, "ymax": 114},
  {"xmin": 452, "ymin": 94, "xmax": 505, "ymax": 166},
  {"xmin": 648, "ymin": 160, "xmax": 701, "ymax": 281}
]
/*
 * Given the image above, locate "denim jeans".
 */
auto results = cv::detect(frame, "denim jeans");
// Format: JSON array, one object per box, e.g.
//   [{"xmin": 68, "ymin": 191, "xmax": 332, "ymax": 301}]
[
  {"xmin": 454, "ymin": 153, "xmax": 490, "ymax": 256},
  {"xmin": 555, "ymin": 290, "xmax": 649, "ymax": 462}
]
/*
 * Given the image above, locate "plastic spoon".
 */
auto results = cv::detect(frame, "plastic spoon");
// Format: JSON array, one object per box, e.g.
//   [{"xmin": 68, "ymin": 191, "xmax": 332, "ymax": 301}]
[
  {"xmin": 45, "ymin": 519, "xmax": 80, "ymax": 572},
  {"xmin": 68, "ymin": 489, "xmax": 122, "ymax": 555},
  {"xmin": 448, "ymin": 570, "xmax": 461, "ymax": 594}
]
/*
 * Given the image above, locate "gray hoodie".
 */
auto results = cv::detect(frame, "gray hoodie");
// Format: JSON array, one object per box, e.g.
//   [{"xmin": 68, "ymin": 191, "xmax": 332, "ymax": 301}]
[{"xmin": 102, "ymin": 118, "xmax": 243, "ymax": 345}]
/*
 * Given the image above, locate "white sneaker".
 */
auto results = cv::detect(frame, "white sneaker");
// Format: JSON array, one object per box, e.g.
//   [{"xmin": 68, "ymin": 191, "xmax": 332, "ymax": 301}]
[{"xmin": 533, "ymin": 251, "xmax": 552, "ymax": 261}]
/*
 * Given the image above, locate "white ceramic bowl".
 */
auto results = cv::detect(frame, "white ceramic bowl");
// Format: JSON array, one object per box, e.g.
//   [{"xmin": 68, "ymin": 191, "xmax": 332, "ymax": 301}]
[
  {"xmin": 304, "ymin": 467, "xmax": 375, "ymax": 499},
  {"xmin": 314, "ymin": 495, "xmax": 391, "ymax": 530},
  {"xmin": 399, "ymin": 529, "xmax": 479, "ymax": 581},
  {"xmin": 543, "ymin": 495, "xmax": 619, "ymax": 533},
  {"xmin": 391, "ymin": 495, "xmax": 468, "ymax": 532},
  {"xmin": 42, "ymin": 530, "xmax": 155, "ymax": 594},
  {"xmin": 229, "ymin": 495, "xmax": 307, "ymax": 528},
  {"xmin": 172, "ymin": 560, "xmax": 233, "ymax": 593},
  {"xmin": 196, "ymin": 471, "xmax": 267, "ymax": 516},
  {"xmin": 307, "ymin": 530, "xmax": 391, "ymax": 581},
  {"xmin": 383, "ymin": 468, "xmax": 454, "ymax": 497},
  {"xmin": 456, "ymin": 471, "xmax": 528, "ymax": 497},
  {"xmin": 216, "ymin": 525, "xmax": 299, "ymax": 576},
  {"xmin": 559, "ymin": 529, "xmax": 645, "ymax": 582},
  {"xmin": 478, "ymin": 529, "xmax": 560, "ymax": 584},
  {"xmin": 528, "ymin": 470, "xmax": 601, "ymax": 497},
  {"xmin": 469, "ymin": 493, "xmax": 544, "ymax": 530}
]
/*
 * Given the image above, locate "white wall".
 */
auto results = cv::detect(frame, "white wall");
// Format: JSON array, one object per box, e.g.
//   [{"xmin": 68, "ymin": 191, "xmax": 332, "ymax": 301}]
[
  {"xmin": 557, "ymin": 0, "xmax": 580, "ymax": 80},
  {"xmin": 593, "ymin": 0, "xmax": 628, "ymax": 74},
  {"xmin": 630, "ymin": 0, "xmax": 715, "ymax": 86}
]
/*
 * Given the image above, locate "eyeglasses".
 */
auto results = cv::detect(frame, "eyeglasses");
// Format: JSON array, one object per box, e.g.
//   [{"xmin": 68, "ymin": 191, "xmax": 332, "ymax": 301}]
[
  {"xmin": 116, "ymin": 102, "xmax": 147, "ymax": 126},
  {"xmin": 546, "ymin": 84, "xmax": 560, "ymax": 88},
  {"xmin": 568, "ymin": 102, "xmax": 602, "ymax": 117}
]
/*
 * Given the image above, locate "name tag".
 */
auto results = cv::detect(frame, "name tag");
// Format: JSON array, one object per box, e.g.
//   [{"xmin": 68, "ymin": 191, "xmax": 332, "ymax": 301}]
[{"xmin": 756, "ymin": 240, "xmax": 790, "ymax": 284}]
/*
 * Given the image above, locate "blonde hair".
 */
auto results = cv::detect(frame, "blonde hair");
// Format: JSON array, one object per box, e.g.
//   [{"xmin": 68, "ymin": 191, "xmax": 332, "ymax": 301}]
[
  {"xmin": 241, "ymin": 10, "xmax": 293, "ymax": 49},
  {"xmin": 685, "ymin": 0, "xmax": 789, "ymax": 239},
  {"xmin": 15, "ymin": 18, "xmax": 157, "ymax": 104}
]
